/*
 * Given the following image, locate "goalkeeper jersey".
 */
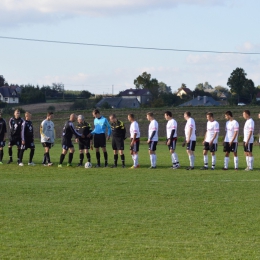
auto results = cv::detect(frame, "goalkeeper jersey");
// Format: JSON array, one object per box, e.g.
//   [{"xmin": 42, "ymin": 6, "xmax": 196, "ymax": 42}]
[{"xmin": 40, "ymin": 119, "xmax": 55, "ymax": 143}]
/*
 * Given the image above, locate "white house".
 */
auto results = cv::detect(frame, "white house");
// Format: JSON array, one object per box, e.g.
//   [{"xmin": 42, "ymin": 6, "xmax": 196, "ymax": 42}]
[
  {"xmin": 0, "ymin": 86, "xmax": 19, "ymax": 104},
  {"xmin": 176, "ymin": 87, "xmax": 192, "ymax": 98}
]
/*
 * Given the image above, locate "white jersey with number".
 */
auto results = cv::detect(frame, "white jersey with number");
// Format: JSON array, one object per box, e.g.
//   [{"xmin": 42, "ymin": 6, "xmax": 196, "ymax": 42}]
[
  {"xmin": 205, "ymin": 120, "xmax": 219, "ymax": 144},
  {"xmin": 224, "ymin": 120, "xmax": 239, "ymax": 142},
  {"xmin": 166, "ymin": 119, "xmax": 177, "ymax": 139},
  {"xmin": 130, "ymin": 121, "xmax": 140, "ymax": 139},
  {"xmin": 185, "ymin": 118, "xmax": 196, "ymax": 141},
  {"xmin": 148, "ymin": 119, "xmax": 158, "ymax": 141},
  {"xmin": 243, "ymin": 118, "xmax": 254, "ymax": 143},
  {"xmin": 40, "ymin": 119, "xmax": 55, "ymax": 143}
]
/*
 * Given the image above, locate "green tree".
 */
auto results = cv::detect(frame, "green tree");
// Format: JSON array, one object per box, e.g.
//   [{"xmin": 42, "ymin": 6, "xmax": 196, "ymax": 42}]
[
  {"xmin": 214, "ymin": 85, "xmax": 229, "ymax": 93},
  {"xmin": 203, "ymin": 82, "xmax": 213, "ymax": 90},
  {"xmin": 134, "ymin": 72, "xmax": 159, "ymax": 102},
  {"xmin": 195, "ymin": 83, "xmax": 204, "ymax": 91},
  {"xmin": 158, "ymin": 82, "xmax": 172, "ymax": 93},
  {"xmin": 0, "ymin": 75, "xmax": 7, "ymax": 86},
  {"xmin": 160, "ymin": 93, "xmax": 182, "ymax": 106},
  {"xmin": 227, "ymin": 68, "xmax": 256, "ymax": 104},
  {"xmin": 20, "ymin": 85, "xmax": 46, "ymax": 104},
  {"xmin": 134, "ymin": 72, "xmax": 152, "ymax": 89},
  {"xmin": 227, "ymin": 68, "xmax": 247, "ymax": 95},
  {"xmin": 80, "ymin": 90, "xmax": 92, "ymax": 99}
]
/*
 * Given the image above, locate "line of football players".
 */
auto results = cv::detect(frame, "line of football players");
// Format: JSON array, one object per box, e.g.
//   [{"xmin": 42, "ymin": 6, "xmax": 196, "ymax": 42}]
[{"xmin": 0, "ymin": 109, "xmax": 255, "ymax": 170}]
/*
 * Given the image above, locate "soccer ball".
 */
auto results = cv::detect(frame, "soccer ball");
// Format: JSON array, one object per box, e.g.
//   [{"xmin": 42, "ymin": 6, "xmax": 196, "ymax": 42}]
[{"xmin": 85, "ymin": 162, "xmax": 92, "ymax": 168}]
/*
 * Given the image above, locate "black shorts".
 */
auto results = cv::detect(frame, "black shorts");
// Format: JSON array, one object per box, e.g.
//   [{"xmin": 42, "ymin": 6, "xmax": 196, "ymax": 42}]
[
  {"xmin": 186, "ymin": 141, "xmax": 196, "ymax": 151},
  {"xmin": 0, "ymin": 140, "xmax": 5, "ymax": 148},
  {"xmin": 94, "ymin": 134, "xmax": 106, "ymax": 148},
  {"xmin": 243, "ymin": 142, "xmax": 253, "ymax": 152},
  {"xmin": 223, "ymin": 142, "xmax": 238, "ymax": 153},
  {"xmin": 149, "ymin": 141, "xmax": 157, "ymax": 151},
  {"xmin": 21, "ymin": 140, "xmax": 35, "ymax": 150},
  {"xmin": 203, "ymin": 142, "xmax": 218, "ymax": 152},
  {"xmin": 42, "ymin": 142, "xmax": 52, "ymax": 149},
  {"xmin": 79, "ymin": 140, "xmax": 91, "ymax": 150},
  {"xmin": 130, "ymin": 138, "xmax": 140, "ymax": 152},
  {"xmin": 62, "ymin": 138, "xmax": 74, "ymax": 150},
  {"xmin": 168, "ymin": 138, "xmax": 177, "ymax": 150},
  {"xmin": 9, "ymin": 137, "xmax": 21, "ymax": 147},
  {"xmin": 112, "ymin": 137, "xmax": 124, "ymax": 151}
]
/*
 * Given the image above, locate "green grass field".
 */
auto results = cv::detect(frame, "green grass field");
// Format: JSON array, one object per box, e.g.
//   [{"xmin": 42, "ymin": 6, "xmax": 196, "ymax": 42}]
[{"xmin": 0, "ymin": 142, "xmax": 260, "ymax": 259}]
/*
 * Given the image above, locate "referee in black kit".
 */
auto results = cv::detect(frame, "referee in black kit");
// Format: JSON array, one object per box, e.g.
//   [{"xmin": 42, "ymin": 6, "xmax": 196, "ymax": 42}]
[
  {"xmin": 75, "ymin": 115, "xmax": 93, "ymax": 167},
  {"xmin": 109, "ymin": 114, "xmax": 126, "ymax": 168}
]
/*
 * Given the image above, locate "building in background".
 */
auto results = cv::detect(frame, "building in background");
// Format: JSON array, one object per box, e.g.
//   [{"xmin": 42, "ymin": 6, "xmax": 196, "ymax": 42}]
[
  {"xmin": 0, "ymin": 86, "xmax": 19, "ymax": 104},
  {"xmin": 96, "ymin": 97, "xmax": 140, "ymax": 109},
  {"xmin": 179, "ymin": 96, "xmax": 220, "ymax": 107},
  {"xmin": 119, "ymin": 89, "xmax": 152, "ymax": 105}
]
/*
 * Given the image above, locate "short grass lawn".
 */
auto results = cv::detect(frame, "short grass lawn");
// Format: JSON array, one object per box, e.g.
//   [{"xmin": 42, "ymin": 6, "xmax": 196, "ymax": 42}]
[{"xmin": 0, "ymin": 142, "xmax": 259, "ymax": 259}]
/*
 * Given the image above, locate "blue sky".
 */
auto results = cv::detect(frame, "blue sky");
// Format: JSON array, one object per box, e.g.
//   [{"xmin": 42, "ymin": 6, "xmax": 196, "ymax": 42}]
[{"xmin": 0, "ymin": 0, "xmax": 260, "ymax": 94}]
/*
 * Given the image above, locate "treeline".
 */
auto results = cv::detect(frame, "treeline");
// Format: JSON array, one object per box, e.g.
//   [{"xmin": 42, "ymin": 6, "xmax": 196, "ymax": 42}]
[
  {"xmin": 131, "ymin": 68, "xmax": 260, "ymax": 107},
  {"xmin": 0, "ymin": 75, "xmax": 94, "ymax": 105},
  {"xmin": 19, "ymin": 84, "xmax": 93, "ymax": 104}
]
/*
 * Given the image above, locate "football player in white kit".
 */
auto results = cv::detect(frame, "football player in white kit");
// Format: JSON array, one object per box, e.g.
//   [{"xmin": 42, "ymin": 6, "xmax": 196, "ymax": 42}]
[
  {"xmin": 128, "ymin": 113, "xmax": 140, "ymax": 169},
  {"xmin": 40, "ymin": 112, "xmax": 55, "ymax": 166},
  {"xmin": 164, "ymin": 111, "xmax": 180, "ymax": 169},
  {"xmin": 201, "ymin": 112, "xmax": 219, "ymax": 170},
  {"xmin": 243, "ymin": 110, "xmax": 254, "ymax": 171},
  {"xmin": 146, "ymin": 112, "xmax": 158, "ymax": 169},
  {"xmin": 223, "ymin": 111, "xmax": 239, "ymax": 170},
  {"xmin": 184, "ymin": 111, "xmax": 196, "ymax": 170}
]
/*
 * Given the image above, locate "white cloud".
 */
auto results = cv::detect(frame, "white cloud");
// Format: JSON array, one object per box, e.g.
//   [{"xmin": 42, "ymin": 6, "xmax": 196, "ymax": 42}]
[
  {"xmin": 238, "ymin": 42, "xmax": 260, "ymax": 52},
  {"xmin": 0, "ymin": 0, "xmax": 228, "ymax": 26}
]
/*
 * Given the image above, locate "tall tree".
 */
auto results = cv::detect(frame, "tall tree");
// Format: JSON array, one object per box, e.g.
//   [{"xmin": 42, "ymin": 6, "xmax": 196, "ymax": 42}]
[
  {"xmin": 134, "ymin": 72, "xmax": 159, "ymax": 101},
  {"xmin": 227, "ymin": 68, "xmax": 247, "ymax": 96},
  {"xmin": 227, "ymin": 67, "xmax": 256, "ymax": 103},
  {"xmin": 134, "ymin": 72, "xmax": 152, "ymax": 89}
]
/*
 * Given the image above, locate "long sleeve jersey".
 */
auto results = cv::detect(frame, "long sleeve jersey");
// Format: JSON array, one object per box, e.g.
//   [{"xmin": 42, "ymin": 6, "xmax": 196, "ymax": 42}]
[
  {"xmin": 21, "ymin": 120, "xmax": 34, "ymax": 141},
  {"xmin": 91, "ymin": 116, "xmax": 111, "ymax": 136},
  {"xmin": 62, "ymin": 121, "xmax": 82, "ymax": 140}
]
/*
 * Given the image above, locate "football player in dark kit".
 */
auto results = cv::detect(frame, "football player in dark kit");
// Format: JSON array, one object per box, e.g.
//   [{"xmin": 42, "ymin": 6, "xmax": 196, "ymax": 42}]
[
  {"xmin": 109, "ymin": 114, "xmax": 126, "ymax": 168},
  {"xmin": 58, "ymin": 113, "xmax": 84, "ymax": 167},
  {"xmin": 0, "ymin": 111, "xmax": 7, "ymax": 164},
  {"xmin": 19, "ymin": 112, "xmax": 35, "ymax": 166},
  {"xmin": 8, "ymin": 109, "xmax": 24, "ymax": 164},
  {"xmin": 75, "ymin": 115, "xmax": 93, "ymax": 167}
]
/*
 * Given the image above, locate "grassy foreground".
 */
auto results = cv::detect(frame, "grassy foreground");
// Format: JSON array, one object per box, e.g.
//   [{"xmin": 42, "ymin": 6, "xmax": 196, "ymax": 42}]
[{"xmin": 0, "ymin": 143, "xmax": 260, "ymax": 259}]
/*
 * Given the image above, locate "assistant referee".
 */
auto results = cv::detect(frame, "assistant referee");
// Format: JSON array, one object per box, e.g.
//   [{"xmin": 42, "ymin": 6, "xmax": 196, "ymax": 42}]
[{"xmin": 109, "ymin": 114, "xmax": 126, "ymax": 168}]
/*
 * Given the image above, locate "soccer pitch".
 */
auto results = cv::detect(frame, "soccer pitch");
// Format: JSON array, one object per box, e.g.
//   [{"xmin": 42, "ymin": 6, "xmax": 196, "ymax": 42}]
[{"xmin": 0, "ymin": 142, "xmax": 259, "ymax": 259}]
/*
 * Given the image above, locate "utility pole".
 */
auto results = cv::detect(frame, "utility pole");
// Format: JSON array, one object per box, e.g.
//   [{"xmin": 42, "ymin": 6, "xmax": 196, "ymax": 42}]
[{"xmin": 112, "ymin": 85, "xmax": 114, "ymax": 96}]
